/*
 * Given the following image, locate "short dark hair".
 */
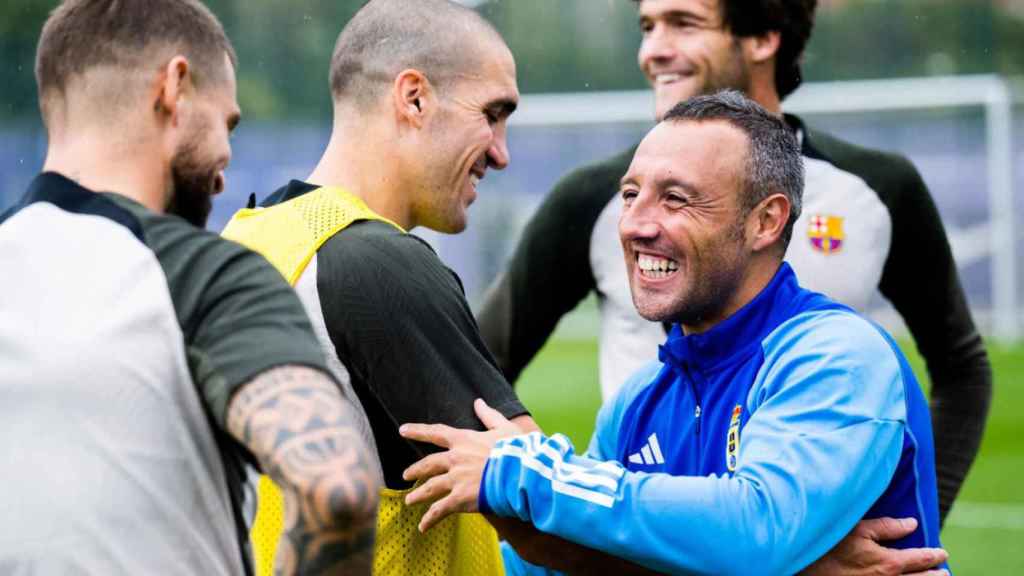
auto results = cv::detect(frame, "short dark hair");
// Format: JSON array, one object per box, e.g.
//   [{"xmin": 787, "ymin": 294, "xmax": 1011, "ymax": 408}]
[
  {"xmin": 663, "ymin": 90, "xmax": 804, "ymax": 250},
  {"xmin": 329, "ymin": 0, "xmax": 504, "ymax": 107},
  {"xmin": 723, "ymin": 0, "xmax": 816, "ymax": 98},
  {"xmin": 36, "ymin": 0, "xmax": 236, "ymax": 118},
  {"xmin": 634, "ymin": 0, "xmax": 817, "ymax": 99}
]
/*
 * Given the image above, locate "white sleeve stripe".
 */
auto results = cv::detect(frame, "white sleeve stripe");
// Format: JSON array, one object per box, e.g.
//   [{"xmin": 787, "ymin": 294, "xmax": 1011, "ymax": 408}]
[
  {"xmin": 553, "ymin": 479, "xmax": 615, "ymax": 508},
  {"xmin": 490, "ymin": 444, "xmax": 623, "ymax": 501},
  {"xmin": 534, "ymin": 443, "xmax": 624, "ymax": 478},
  {"xmin": 491, "ymin": 444, "xmax": 623, "ymax": 489},
  {"xmin": 499, "ymin": 434, "xmax": 625, "ymax": 478}
]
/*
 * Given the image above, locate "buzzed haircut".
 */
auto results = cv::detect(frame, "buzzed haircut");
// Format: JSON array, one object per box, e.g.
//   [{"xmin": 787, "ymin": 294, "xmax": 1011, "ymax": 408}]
[
  {"xmin": 36, "ymin": 0, "xmax": 236, "ymax": 118},
  {"xmin": 329, "ymin": 0, "xmax": 504, "ymax": 107},
  {"xmin": 664, "ymin": 90, "xmax": 804, "ymax": 250}
]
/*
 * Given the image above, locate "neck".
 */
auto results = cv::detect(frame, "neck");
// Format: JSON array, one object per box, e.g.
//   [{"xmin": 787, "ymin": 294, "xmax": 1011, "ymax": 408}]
[
  {"xmin": 42, "ymin": 125, "xmax": 167, "ymax": 212},
  {"xmin": 746, "ymin": 83, "xmax": 782, "ymax": 116},
  {"xmin": 746, "ymin": 65, "xmax": 783, "ymax": 116},
  {"xmin": 307, "ymin": 115, "xmax": 415, "ymax": 231},
  {"xmin": 681, "ymin": 257, "xmax": 782, "ymax": 335}
]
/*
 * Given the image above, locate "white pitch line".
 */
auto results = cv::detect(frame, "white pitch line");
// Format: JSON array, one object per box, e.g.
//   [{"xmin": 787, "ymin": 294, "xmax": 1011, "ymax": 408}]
[{"xmin": 945, "ymin": 501, "xmax": 1024, "ymax": 531}]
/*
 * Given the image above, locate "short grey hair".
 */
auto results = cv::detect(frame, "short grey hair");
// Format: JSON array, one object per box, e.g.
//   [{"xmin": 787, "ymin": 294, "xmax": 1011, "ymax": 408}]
[
  {"xmin": 663, "ymin": 90, "xmax": 804, "ymax": 250},
  {"xmin": 329, "ymin": 0, "xmax": 504, "ymax": 108}
]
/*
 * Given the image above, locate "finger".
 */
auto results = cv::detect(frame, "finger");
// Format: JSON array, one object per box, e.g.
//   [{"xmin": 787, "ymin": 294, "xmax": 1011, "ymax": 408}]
[
  {"xmin": 399, "ymin": 423, "xmax": 455, "ymax": 448},
  {"xmin": 405, "ymin": 474, "xmax": 451, "ymax": 507},
  {"xmin": 403, "ymin": 452, "xmax": 451, "ymax": 482},
  {"xmin": 419, "ymin": 494, "xmax": 460, "ymax": 533},
  {"xmin": 474, "ymin": 398, "xmax": 511, "ymax": 430},
  {"xmin": 857, "ymin": 516, "xmax": 918, "ymax": 541},
  {"xmin": 891, "ymin": 547, "xmax": 949, "ymax": 572}
]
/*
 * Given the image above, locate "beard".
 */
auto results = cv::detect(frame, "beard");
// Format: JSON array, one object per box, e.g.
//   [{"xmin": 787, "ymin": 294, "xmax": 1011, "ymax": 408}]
[
  {"xmin": 166, "ymin": 139, "xmax": 218, "ymax": 228},
  {"xmin": 702, "ymin": 40, "xmax": 752, "ymax": 96},
  {"xmin": 633, "ymin": 215, "xmax": 749, "ymax": 327}
]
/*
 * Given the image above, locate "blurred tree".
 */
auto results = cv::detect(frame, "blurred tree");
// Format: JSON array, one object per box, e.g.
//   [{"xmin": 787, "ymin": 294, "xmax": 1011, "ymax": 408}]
[{"xmin": 806, "ymin": 1, "xmax": 1008, "ymax": 81}]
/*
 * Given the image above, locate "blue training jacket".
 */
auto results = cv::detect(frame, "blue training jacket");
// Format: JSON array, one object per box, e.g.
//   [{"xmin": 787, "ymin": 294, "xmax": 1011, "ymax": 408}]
[{"xmin": 480, "ymin": 263, "xmax": 945, "ymax": 575}]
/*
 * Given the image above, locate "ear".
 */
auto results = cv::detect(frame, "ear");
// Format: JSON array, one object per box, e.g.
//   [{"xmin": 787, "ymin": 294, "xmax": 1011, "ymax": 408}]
[
  {"xmin": 154, "ymin": 55, "xmax": 192, "ymax": 126},
  {"xmin": 740, "ymin": 30, "xmax": 781, "ymax": 65},
  {"xmin": 748, "ymin": 193, "xmax": 790, "ymax": 253},
  {"xmin": 392, "ymin": 69, "xmax": 433, "ymax": 129}
]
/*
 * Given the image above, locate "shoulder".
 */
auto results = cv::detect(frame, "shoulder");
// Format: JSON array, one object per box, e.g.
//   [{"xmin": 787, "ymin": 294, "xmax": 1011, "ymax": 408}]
[
  {"xmin": 589, "ymin": 360, "xmax": 663, "ymax": 459},
  {"xmin": 141, "ymin": 204, "xmax": 284, "ymax": 286},
  {"xmin": 317, "ymin": 219, "xmax": 466, "ymax": 303},
  {"xmin": 618, "ymin": 360, "xmax": 663, "ymax": 402},
  {"xmin": 802, "ymin": 123, "xmax": 926, "ymax": 198},
  {"xmin": 315, "ymin": 219, "xmax": 452, "ymax": 282},
  {"xmin": 322, "ymin": 219, "xmax": 441, "ymax": 265},
  {"xmin": 757, "ymin": 308, "xmax": 906, "ymax": 420},
  {"xmin": 120, "ymin": 198, "xmax": 274, "ymax": 283},
  {"xmin": 122, "ymin": 202, "xmax": 305, "ymax": 333}
]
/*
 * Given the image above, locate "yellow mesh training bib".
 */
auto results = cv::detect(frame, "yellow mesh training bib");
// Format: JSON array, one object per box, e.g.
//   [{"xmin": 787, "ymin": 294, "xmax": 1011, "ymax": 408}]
[{"xmin": 222, "ymin": 186, "xmax": 505, "ymax": 576}]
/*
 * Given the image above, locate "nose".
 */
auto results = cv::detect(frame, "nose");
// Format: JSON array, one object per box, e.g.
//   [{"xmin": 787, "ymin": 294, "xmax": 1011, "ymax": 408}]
[
  {"xmin": 619, "ymin": 192, "xmax": 661, "ymax": 244},
  {"xmin": 487, "ymin": 123, "xmax": 511, "ymax": 171},
  {"xmin": 638, "ymin": 24, "xmax": 675, "ymax": 71}
]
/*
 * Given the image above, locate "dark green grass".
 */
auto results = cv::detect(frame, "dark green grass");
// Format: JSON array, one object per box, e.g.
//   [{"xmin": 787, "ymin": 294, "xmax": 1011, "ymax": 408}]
[{"xmin": 515, "ymin": 338, "xmax": 1024, "ymax": 574}]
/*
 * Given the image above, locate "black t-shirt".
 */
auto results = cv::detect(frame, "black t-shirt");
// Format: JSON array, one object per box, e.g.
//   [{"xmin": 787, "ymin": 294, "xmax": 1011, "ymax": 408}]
[{"xmin": 265, "ymin": 181, "xmax": 529, "ymax": 488}]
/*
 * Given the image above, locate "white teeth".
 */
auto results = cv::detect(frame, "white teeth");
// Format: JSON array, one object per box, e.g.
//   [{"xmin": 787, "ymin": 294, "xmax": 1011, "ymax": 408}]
[
  {"xmin": 470, "ymin": 174, "xmax": 480, "ymax": 187},
  {"xmin": 637, "ymin": 255, "xmax": 678, "ymax": 276},
  {"xmin": 656, "ymin": 73, "xmax": 682, "ymax": 85}
]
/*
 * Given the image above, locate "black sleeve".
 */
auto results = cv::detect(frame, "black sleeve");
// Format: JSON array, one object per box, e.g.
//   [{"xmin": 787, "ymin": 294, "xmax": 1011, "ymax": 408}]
[
  {"xmin": 872, "ymin": 156, "xmax": 993, "ymax": 524},
  {"xmin": 318, "ymin": 221, "xmax": 529, "ymax": 433},
  {"xmin": 143, "ymin": 215, "xmax": 331, "ymax": 428},
  {"xmin": 477, "ymin": 147, "xmax": 636, "ymax": 384}
]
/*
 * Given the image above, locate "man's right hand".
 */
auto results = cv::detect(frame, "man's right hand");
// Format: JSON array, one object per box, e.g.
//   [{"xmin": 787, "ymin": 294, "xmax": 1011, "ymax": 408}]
[{"xmin": 801, "ymin": 517, "xmax": 949, "ymax": 576}]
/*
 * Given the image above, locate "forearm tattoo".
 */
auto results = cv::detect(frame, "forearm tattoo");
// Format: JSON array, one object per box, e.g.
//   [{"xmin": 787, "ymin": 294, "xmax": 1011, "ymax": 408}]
[{"xmin": 227, "ymin": 365, "xmax": 379, "ymax": 575}]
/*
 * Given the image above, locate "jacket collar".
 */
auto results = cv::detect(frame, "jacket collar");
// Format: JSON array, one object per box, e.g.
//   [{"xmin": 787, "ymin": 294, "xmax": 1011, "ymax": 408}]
[{"xmin": 658, "ymin": 262, "xmax": 801, "ymax": 372}]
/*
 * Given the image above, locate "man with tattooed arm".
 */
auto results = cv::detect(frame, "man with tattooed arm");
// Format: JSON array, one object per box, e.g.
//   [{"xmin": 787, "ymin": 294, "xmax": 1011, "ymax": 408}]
[{"xmin": 0, "ymin": 1, "xmax": 378, "ymax": 574}]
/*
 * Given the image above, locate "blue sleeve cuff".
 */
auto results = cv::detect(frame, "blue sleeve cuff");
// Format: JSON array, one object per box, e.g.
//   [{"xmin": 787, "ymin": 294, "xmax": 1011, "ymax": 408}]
[{"xmin": 478, "ymin": 456, "xmax": 495, "ymax": 515}]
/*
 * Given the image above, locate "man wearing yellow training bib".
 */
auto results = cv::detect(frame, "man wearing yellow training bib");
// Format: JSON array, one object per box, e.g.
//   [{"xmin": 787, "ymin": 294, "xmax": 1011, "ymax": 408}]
[{"xmin": 222, "ymin": 1, "xmax": 536, "ymax": 574}]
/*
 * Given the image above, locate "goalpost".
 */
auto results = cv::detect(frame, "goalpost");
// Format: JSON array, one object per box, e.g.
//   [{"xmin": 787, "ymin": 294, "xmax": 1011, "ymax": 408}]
[{"xmin": 509, "ymin": 74, "xmax": 1019, "ymax": 341}]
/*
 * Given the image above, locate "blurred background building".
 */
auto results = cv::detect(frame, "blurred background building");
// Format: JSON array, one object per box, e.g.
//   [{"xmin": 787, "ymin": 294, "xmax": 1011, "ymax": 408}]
[{"xmin": 2, "ymin": 0, "xmax": 1022, "ymax": 339}]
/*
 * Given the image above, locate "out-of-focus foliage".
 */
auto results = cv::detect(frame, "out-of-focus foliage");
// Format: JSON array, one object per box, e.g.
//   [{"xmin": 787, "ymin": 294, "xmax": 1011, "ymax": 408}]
[
  {"xmin": 1, "ymin": 0, "xmax": 1021, "ymax": 123},
  {"xmin": 0, "ymin": 1, "xmax": 51, "ymax": 123}
]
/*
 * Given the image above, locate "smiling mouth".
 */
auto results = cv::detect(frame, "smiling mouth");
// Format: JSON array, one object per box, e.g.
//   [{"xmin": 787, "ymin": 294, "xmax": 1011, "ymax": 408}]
[
  {"xmin": 654, "ymin": 72, "xmax": 690, "ymax": 86},
  {"xmin": 637, "ymin": 253, "xmax": 679, "ymax": 279}
]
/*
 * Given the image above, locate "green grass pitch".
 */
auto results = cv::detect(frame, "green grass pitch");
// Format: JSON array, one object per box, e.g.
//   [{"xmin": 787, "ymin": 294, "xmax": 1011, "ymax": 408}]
[{"xmin": 515, "ymin": 337, "xmax": 1024, "ymax": 574}]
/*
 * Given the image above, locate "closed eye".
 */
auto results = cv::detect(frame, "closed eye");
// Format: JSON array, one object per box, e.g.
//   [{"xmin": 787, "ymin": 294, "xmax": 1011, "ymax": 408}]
[{"xmin": 665, "ymin": 193, "xmax": 688, "ymax": 209}]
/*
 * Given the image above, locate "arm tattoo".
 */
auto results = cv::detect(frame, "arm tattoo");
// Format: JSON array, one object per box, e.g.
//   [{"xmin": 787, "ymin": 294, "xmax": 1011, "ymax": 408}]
[{"xmin": 227, "ymin": 365, "xmax": 380, "ymax": 575}]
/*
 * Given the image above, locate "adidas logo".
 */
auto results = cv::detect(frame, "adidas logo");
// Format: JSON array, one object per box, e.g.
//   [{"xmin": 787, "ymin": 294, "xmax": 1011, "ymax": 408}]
[{"xmin": 627, "ymin": 433, "xmax": 665, "ymax": 466}]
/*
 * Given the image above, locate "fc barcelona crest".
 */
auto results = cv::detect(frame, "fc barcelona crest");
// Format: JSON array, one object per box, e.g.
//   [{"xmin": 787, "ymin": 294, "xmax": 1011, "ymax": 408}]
[
  {"xmin": 726, "ymin": 405, "xmax": 742, "ymax": 472},
  {"xmin": 808, "ymin": 214, "xmax": 844, "ymax": 254}
]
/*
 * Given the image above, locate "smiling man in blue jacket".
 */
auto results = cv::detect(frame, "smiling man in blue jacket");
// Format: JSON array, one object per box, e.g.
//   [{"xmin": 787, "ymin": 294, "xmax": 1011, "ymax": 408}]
[{"xmin": 399, "ymin": 90, "xmax": 947, "ymax": 575}]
